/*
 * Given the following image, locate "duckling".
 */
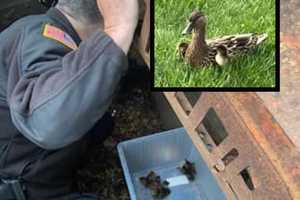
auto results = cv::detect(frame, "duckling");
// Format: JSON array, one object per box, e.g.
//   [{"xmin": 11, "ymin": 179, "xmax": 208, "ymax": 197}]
[
  {"xmin": 177, "ymin": 159, "xmax": 197, "ymax": 181},
  {"xmin": 177, "ymin": 10, "xmax": 268, "ymax": 67},
  {"xmin": 177, "ymin": 42, "xmax": 189, "ymax": 58},
  {"xmin": 215, "ymin": 45, "xmax": 229, "ymax": 66},
  {"xmin": 139, "ymin": 171, "xmax": 171, "ymax": 199}
]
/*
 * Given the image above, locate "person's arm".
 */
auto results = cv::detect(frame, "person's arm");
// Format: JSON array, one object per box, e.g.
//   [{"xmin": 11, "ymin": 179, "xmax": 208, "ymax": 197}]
[
  {"xmin": 105, "ymin": 25, "xmax": 136, "ymax": 55},
  {"xmin": 97, "ymin": 0, "xmax": 139, "ymax": 54},
  {"xmin": 7, "ymin": 26, "xmax": 127, "ymax": 150}
]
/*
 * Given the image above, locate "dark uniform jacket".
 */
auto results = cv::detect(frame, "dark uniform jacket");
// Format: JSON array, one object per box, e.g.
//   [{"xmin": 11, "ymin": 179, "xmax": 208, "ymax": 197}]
[{"xmin": 0, "ymin": 8, "xmax": 127, "ymax": 199}]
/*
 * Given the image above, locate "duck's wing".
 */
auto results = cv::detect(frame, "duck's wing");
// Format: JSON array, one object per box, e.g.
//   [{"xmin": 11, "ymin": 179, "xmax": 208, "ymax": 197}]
[
  {"xmin": 200, "ymin": 47, "xmax": 218, "ymax": 66},
  {"xmin": 207, "ymin": 33, "xmax": 268, "ymax": 57}
]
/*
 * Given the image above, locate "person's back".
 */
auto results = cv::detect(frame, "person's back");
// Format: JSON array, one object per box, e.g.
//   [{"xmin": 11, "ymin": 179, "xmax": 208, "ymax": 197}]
[
  {"xmin": 0, "ymin": 15, "xmax": 28, "ymax": 101},
  {"xmin": 0, "ymin": 11, "xmax": 99, "ymax": 199},
  {"xmin": 0, "ymin": 0, "xmax": 139, "ymax": 199}
]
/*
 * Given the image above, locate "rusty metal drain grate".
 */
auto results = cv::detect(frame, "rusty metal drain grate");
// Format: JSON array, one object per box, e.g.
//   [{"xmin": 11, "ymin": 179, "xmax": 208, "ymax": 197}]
[{"xmin": 163, "ymin": 91, "xmax": 299, "ymax": 200}]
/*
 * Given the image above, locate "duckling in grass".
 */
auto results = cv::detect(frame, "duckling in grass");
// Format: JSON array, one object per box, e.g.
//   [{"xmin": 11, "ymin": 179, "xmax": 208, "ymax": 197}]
[
  {"xmin": 215, "ymin": 45, "xmax": 229, "ymax": 66},
  {"xmin": 177, "ymin": 11, "xmax": 268, "ymax": 67},
  {"xmin": 177, "ymin": 42, "xmax": 189, "ymax": 58}
]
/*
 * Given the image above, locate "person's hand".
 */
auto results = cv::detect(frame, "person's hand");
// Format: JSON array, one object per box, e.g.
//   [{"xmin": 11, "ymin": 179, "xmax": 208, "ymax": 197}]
[{"xmin": 97, "ymin": 0, "xmax": 139, "ymax": 53}]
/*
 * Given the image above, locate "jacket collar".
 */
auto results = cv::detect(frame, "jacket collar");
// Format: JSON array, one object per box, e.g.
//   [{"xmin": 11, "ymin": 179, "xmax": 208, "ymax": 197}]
[{"xmin": 46, "ymin": 8, "xmax": 81, "ymax": 45}]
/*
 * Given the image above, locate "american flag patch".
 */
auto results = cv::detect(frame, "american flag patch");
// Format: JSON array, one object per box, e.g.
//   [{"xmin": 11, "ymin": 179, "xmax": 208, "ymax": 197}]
[{"xmin": 43, "ymin": 24, "xmax": 78, "ymax": 50}]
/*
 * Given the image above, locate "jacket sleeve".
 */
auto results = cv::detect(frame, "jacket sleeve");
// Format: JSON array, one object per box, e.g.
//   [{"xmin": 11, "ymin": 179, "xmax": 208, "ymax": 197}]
[{"xmin": 7, "ymin": 26, "xmax": 127, "ymax": 150}]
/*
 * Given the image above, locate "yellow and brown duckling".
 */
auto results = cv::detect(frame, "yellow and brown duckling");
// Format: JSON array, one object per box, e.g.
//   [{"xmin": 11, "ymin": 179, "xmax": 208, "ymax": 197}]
[{"xmin": 177, "ymin": 11, "xmax": 268, "ymax": 67}]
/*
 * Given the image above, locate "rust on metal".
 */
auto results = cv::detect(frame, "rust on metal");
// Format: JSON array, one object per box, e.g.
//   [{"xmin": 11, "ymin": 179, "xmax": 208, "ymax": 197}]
[
  {"xmin": 277, "ymin": 0, "xmax": 300, "ymax": 150},
  {"xmin": 226, "ymin": 93, "xmax": 300, "ymax": 199},
  {"xmin": 259, "ymin": 32, "xmax": 300, "ymax": 150},
  {"xmin": 161, "ymin": 2, "xmax": 300, "ymax": 199},
  {"xmin": 163, "ymin": 91, "xmax": 297, "ymax": 199}
]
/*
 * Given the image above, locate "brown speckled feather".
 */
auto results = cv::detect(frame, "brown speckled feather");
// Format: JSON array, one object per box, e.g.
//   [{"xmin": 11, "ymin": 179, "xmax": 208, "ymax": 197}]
[{"xmin": 207, "ymin": 33, "xmax": 267, "ymax": 57}]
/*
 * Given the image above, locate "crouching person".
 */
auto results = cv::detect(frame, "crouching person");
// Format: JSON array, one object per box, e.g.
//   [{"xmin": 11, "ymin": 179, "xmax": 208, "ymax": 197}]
[{"xmin": 0, "ymin": 0, "xmax": 139, "ymax": 199}]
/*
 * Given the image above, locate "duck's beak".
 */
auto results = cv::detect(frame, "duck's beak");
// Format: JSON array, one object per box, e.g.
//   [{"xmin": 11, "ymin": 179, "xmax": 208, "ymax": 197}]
[{"xmin": 182, "ymin": 22, "xmax": 193, "ymax": 35}]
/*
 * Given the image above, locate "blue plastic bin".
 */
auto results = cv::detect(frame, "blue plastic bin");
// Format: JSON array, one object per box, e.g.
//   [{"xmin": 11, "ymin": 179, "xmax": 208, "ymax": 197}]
[{"xmin": 117, "ymin": 128, "xmax": 227, "ymax": 200}]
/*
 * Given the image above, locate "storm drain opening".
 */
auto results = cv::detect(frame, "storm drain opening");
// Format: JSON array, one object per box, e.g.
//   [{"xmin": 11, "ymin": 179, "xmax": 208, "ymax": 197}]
[
  {"xmin": 240, "ymin": 167, "xmax": 255, "ymax": 191},
  {"xmin": 196, "ymin": 108, "xmax": 229, "ymax": 152},
  {"xmin": 195, "ymin": 124, "xmax": 214, "ymax": 152},
  {"xmin": 222, "ymin": 148, "xmax": 239, "ymax": 166},
  {"xmin": 202, "ymin": 108, "xmax": 228, "ymax": 146},
  {"xmin": 184, "ymin": 92, "xmax": 202, "ymax": 107}
]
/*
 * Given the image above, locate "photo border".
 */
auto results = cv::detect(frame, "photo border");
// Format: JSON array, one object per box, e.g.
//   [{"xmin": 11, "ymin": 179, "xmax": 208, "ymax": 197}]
[{"xmin": 150, "ymin": 0, "xmax": 280, "ymax": 92}]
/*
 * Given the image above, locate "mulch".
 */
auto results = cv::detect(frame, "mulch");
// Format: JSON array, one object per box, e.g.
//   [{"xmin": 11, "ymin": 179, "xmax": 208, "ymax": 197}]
[{"xmin": 77, "ymin": 62, "xmax": 163, "ymax": 200}]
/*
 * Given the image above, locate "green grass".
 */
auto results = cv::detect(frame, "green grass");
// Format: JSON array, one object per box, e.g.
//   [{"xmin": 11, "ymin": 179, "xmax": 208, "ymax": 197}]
[{"xmin": 155, "ymin": 0, "xmax": 276, "ymax": 88}]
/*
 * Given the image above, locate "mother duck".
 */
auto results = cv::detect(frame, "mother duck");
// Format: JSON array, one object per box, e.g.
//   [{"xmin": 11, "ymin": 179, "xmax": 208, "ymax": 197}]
[{"xmin": 178, "ymin": 11, "xmax": 268, "ymax": 67}]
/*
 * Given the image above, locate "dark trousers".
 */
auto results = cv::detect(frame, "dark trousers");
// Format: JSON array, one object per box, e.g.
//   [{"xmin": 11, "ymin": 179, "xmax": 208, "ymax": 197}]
[
  {"xmin": 86, "ymin": 112, "xmax": 115, "ymax": 146},
  {"xmin": 73, "ymin": 112, "xmax": 115, "ymax": 199},
  {"xmin": 0, "ymin": 112, "xmax": 114, "ymax": 200}
]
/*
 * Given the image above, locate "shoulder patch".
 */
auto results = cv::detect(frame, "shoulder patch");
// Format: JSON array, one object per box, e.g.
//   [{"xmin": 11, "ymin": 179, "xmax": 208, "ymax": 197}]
[{"xmin": 43, "ymin": 24, "xmax": 78, "ymax": 50}]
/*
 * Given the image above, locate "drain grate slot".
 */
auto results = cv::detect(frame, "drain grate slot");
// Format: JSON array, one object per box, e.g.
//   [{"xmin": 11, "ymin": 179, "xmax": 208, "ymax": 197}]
[
  {"xmin": 175, "ymin": 92, "xmax": 193, "ymax": 115},
  {"xmin": 202, "ymin": 108, "xmax": 228, "ymax": 146},
  {"xmin": 240, "ymin": 167, "xmax": 255, "ymax": 191},
  {"xmin": 222, "ymin": 148, "xmax": 239, "ymax": 166}
]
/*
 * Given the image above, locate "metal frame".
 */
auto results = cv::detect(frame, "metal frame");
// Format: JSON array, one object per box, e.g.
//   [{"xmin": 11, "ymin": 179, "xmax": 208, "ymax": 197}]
[
  {"xmin": 137, "ymin": 0, "xmax": 150, "ymax": 66},
  {"xmin": 163, "ymin": 92, "xmax": 299, "ymax": 199}
]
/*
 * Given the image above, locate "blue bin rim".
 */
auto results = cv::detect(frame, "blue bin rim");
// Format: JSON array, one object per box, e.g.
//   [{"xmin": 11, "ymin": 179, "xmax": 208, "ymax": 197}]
[
  {"xmin": 117, "ymin": 127, "xmax": 186, "ymax": 200},
  {"xmin": 117, "ymin": 127, "xmax": 186, "ymax": 149}
]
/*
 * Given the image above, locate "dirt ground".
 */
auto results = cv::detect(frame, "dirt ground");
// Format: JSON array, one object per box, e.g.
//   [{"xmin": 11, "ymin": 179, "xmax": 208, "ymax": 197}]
[{"xmin": 76, "ymin": 61, "xmax": 163, "ymax": 200}]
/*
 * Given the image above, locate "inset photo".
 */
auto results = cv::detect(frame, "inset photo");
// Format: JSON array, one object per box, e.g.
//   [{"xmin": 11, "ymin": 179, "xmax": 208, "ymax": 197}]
[{"xmin": 154, "ymin": 0, "xmax": 277, "ymax": 89}]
